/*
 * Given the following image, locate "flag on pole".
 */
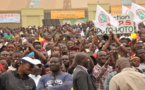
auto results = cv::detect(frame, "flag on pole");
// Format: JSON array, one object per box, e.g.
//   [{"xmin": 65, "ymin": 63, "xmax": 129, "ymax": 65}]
[
  {"xmin": 122, "ymin": 6, "xmax": 129, "ymax": 14},
  {"xmin": 122, "ymin": 6, "xmax": 134, "ymax": 17},
  {"xmin": 131, "ymin": 3, "xmax": 145, "ymax": 22},
  {"xmin": 94, "ymin": 5, "xmax": 119, "ymax": 31}
]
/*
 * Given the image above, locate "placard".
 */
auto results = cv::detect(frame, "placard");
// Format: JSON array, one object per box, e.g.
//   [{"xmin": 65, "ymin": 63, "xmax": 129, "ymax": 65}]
[{"xmin": 96, "ymin": 15, "xmax": 134, "ymax": 35}]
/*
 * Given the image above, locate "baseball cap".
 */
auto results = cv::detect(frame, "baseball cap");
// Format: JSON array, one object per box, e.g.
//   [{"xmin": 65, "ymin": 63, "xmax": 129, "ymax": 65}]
[
  {"xmin": 33, "ymin": 59, "xmax": 41, "ymax": 65},
  {"xmin": 33, "ymin": 59, "xmax": 42, "ymax": 68},
  {"xmin": 20, "ymin": 57, "xmax": 36, "ymax": 65}
]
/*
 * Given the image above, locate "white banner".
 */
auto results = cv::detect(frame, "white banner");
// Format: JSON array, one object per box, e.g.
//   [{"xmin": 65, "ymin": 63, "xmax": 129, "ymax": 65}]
[
  {"xmin": 96, "ymin": 15, "xmax": 134, "ymax": 35},
  {"xmin": 0, "ymin": 13, "xmax": 20, "ymax": 23}
]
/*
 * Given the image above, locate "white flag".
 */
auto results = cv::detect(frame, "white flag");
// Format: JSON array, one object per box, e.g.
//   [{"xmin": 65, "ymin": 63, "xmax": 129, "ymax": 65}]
[
  {"xmin": 131, "ymin": 3, "xmax": 145, "ymax": 22},
  {"xmin": 122, "ymin": 6, "xmax": 132, "ymax": 15},
  {"xmin": 94, "ymin": 5, "xmax": 119, "ymax": 31}
]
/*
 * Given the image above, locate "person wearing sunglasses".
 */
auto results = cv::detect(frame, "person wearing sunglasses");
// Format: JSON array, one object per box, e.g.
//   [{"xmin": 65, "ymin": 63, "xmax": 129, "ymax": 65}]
[
  {"xmin": 37, "ymin": 57, "xmax": 73, "ymax": 90},
  {"xmin": 29, "ymin": 59, "xmax": 42, "ymax": 86},
  {"xmin": 0, "ymin": 57, "xmax": 36, "ymax": 90}
]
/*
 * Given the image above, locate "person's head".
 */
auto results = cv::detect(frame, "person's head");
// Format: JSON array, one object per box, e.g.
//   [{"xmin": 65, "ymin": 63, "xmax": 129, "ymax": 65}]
[
  {"xmin": 135, "ymin": 42, "xmax": 144, "ymax": 50},
  {"xmin": 75, "ymin": 52, "xmax": 89, "ymax": 68},
  {"xmin": 61, "ymin": 55, "xmax": 69, "ymax": 68},
  {"xmin": 115, "ymin": 57, "xmax": 131, "ymax": 73},
  {"xmin": 22, "ymin": 42, "xmax": 29, "ymax": 50},
  {"xmin": 7, "ymin": 30, "xmax": 11, "ymax": 35},
  {"xmin": 44, "ymin": 34, "xmax": 52, "ymax": 41},
  {"xmin": 0, "ymin": 60, "xmax": 8, "ymax": 71},
  {"xmin": 97, "ymin": 51, "xmax": 107, "ymax": 66},
  {"xmin": 61, "ymin": 45, "xmax": 68, "ymax": 55},
  {"xmin": 130, "ymin": 56, "xmax": 140, "ymax": 67},
  {"xmin": 67, "ymin": 40, "xmax": 75, "ymax": 49},
  {"xmin": 0, "ymin": 38, "xmax": 4, "ymax": 44},
  {"xmin": 44, "ymin": 64, "xmax": 51, "ymax": 74},
  {"xmin": 125, "ymin": 45, "xmax": 132, "ymax": 53},
  {"xmin": 139, "ymin": 30, "xmax": 145, "ymax": 41},
  {"xmin": 119, "ymin": 38, "xmax": 128, "ymax": 45},
  {"xmin": 18, "ymin": 57, "xmax": 35, "ymax": 75},
  {"xmin": 11, "ymin": 52, "xmax": 22, "ymax": 68},
  {"xmin": 31, "ymin": 59, "xmax": 42, "ymax": 76},
  {"xmin": 6, "ymin": 43, "xmax": 16, "ymax": 52},
  {"xmin": 0, "ymin": 51, "xmax": 10, "ymax": 66},
  {"xmin": 136, "ymin": 49, "xmax": 145, "ymax": 63},
  {"xmin": 49, "ymin": 57, "xmax": 62, "ymax": 73},
  {"xmin": 34, "ymin": 44, "xmax": 42, "ymax": 52},
  {"xmin": 53, "ymin": 46, "xmax": 60, "ymax": 51},
  {"xmin": 110, "ymin": 46, "xmax": 118, "ymax": 53},
  {"xmin": 33, "ymin": 41, "xmax": 42, "ymax": 52}
]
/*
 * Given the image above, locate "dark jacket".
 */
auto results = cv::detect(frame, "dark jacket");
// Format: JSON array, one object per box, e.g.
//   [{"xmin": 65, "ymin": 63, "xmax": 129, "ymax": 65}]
[
  {"xmin": 0, "ymin": 70, "xmax": 36, "ymax": 90},
  {"xmin": 73, "ymin": 65, "xmax": 96, "ymax": 90}
]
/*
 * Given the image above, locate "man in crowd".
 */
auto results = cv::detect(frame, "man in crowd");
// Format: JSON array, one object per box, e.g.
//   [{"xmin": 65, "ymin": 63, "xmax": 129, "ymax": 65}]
[
  {"xmin": 73, "ymin": 52, "xmax": 96, "ymax": 90},
  {"xmin": 37, "ymin": 57, "xmax": 73, "ymax": 90},
  {"xmin": 61, "ymin": 55, "xmax": 70, "ymax": 71},
  {"xmin": 136, "ymin": 49, "xmax": 145, "ymax": 74},
  {"xmin": 109, "ymin": 57, "xmax": 145, "ymax": 90},
  {"xmin": 92, "ymin": 50, "xmax": 113, "ymax": 90},
  {"xmin": 29, "ymin": 59, "xmax": 42, "ymax": 86},
  {"xmin": 0, "ymin": 57, "xmax": 36, "ymax": 90},
  {"xmin": 130, "ymin": 56, "xmax": 142, "ymax": 73}
]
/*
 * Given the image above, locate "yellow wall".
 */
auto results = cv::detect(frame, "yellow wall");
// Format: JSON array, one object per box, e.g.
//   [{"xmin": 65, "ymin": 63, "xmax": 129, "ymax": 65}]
[
  {"xmin": 21, "ymin": 8, "xmax": 44, "ymax": 28},
  {"xmin": 88, "ymin": 3, "xmax": 109, "ymax": 20}
]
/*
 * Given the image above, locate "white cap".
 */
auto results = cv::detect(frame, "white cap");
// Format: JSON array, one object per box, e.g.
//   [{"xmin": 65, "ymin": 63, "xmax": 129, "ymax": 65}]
[
  {"xmin": 119, "ymin": 36, "xmax": 126, "ymax": 40},
  {"xmin": 20, "ymin": 57, "xmax": 35, "ymax": 65},
  {"xmin": 33, "ymin": 59, "xmax": 41, "ymax": 65}
]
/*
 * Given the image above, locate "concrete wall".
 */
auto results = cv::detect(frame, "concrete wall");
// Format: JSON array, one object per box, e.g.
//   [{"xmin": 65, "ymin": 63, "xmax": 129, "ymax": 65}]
[
  {"xmin": 21, "ymin": 8, "xmax": 44, "ymax": 28},
  {"xmin": 88, "ymin": 3, "xmax": 109, "ymax": 21}
]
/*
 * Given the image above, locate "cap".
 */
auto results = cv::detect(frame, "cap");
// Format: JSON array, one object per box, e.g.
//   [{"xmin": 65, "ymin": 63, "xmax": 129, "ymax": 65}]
[
  {"xmin": 119, "ymin": 36, "xmax": 126, "ymax": 40},
  {"xmin": 33, "ymin": 59, "xmax": 41, "ymax": 65},
  {"xmin": 33, "ymin": 59, "xmax": 42, "ymax": 68},
  {"xmin": 130, "ymin": 56, "xmax": 140, "ymax": 61},
  {"xmin": 20, "ymin": 57, "xmax": 35, "ymax": 65}
]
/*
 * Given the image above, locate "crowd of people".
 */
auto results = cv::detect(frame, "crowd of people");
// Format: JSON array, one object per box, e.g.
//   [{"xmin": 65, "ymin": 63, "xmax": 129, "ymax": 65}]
[{"xmin": 0, "ymin": 21, "xmax": 145, "ymax": 90}]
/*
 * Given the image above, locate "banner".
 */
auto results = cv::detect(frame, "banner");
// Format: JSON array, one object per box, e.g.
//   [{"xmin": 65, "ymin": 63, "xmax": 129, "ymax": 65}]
[
  {"xmin": 0, "ymin": 13, "xmax": 20, "ymax": 23},
  {"xmin": 51, "ymin": 10, "xmax": 85, "ymax": 19},
  {"xmin": 111, "ymin": 5, "xmax": 145, "ymax": 15},
  {"xmin": 96, "ymin": 15, "xmax": 134, "ymax": 35},
  {"xmin": 94, "ymin": 5, "xmax": 119, "ymax": 31}
]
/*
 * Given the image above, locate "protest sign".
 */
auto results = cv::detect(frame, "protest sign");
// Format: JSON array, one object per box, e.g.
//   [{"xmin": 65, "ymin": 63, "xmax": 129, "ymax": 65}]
[{"xmin": 96, "ymin": 15, "xmax": 134, "ymax": 35}]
